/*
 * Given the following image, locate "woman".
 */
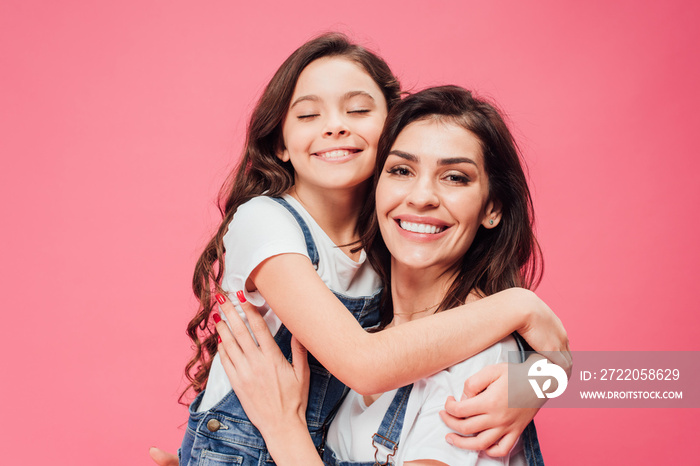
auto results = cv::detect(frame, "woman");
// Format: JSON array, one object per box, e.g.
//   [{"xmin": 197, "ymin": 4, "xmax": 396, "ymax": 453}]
[{"xmin": 211, "ymin": 85, "xmax": 561, "ymax": 465}]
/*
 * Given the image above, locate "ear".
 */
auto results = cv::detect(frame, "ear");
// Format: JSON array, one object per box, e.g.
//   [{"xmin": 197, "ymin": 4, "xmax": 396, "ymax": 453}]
[
  {"xmin": 482, "ymin": 199, "xmax": 502, "ymax": 229},
  {"xmin": 277, "ymin": 147, "xmax": 290, "ymax": 162}
]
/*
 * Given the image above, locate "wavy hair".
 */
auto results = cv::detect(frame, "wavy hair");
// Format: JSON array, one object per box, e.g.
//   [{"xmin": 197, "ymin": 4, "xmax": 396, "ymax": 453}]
[
  {"xmin": 358, "ymin": 85, "xmax": 543, "ymax": 329},
  {"xmin": 182, "ymin": 32, "xmax": 401, "ymax": 401}
]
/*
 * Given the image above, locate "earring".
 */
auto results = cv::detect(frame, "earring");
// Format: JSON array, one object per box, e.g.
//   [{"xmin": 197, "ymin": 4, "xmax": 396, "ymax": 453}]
[{"xmin": 489, "ymin": 219, "xmax": 494, "ymax": 225}]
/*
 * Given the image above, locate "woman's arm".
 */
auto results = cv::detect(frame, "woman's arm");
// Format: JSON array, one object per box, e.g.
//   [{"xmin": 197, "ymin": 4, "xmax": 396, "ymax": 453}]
[
  {"xmin": 440, "ymin": 356, "xmax": 546, "ymax": 456},
  {"xmin": 246, "ymin": 254, "xmax": 569, "ymax": 395},
  {"xmin": 214, "ymin": 299, "xmax": 323, "ymax": 466}
]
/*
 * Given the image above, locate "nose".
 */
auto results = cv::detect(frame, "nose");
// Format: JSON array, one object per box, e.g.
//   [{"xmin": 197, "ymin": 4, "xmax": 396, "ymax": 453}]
[
  {"xmin": 323, "ymin": 111, "xmax": 349, "ymax": 137},
  {"xmin": 405, "ymin": 176, "xmax": 439, "ymax": 209}
]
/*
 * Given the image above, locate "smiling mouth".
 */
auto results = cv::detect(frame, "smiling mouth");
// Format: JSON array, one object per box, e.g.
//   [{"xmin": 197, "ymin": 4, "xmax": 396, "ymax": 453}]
[
  {"xmin": 313, "ymin": 149, "xmax": 361, "ymax": 159},
  {"xmin": 398, "ymin": 220, "xmax": 446, "ymax": 234}
]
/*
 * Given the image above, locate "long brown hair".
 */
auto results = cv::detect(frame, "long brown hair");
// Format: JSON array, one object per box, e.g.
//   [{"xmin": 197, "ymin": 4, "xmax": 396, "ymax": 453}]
[
  {"xmin": 358, "ymin": 85, "xmax": 543, "ymax": 329},
  {"xmin": 182, "ymin": 33, "xmax": 401, "ymax": 401}
]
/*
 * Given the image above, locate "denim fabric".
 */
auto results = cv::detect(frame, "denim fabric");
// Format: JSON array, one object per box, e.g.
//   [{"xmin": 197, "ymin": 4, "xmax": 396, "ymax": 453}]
[
  {"xmin": 321, "ymin": 385, "xmax": 413, "ymax": 466},
  {"xmin": 514, "ymin": 334, "xmax": 545, "ymax": 466},
  {"xmin": 179, "ymin": 197, "xmax": 382, "ymax": 466}
]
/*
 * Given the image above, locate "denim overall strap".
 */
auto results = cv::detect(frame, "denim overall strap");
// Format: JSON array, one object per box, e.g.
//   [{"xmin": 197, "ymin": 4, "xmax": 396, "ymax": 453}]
[
  {"xmin": 321, "ymin": 385, "xmax": 413, "ymax": 466},
  {"xmin": 269, "ymin": 196, "xmax": 319, "ymax": 268},
  {"xmin": 371, "ymin": 384, "xmax": 413, "ymax": 465},
  {"xmin": 270, "ymin": 195, "xmax": 382, "ymax": 453},
  {"xmin": 514, "ymin": 333, "xmax": 545, "ymax": 466}
]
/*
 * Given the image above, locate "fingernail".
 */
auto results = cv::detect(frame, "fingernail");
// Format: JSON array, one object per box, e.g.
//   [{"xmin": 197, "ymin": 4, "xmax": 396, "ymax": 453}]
[
  {"xmin": 446, "ymin": 436, "xmax": 454, "ymax": 445},
  {"xmin": 218, "ymin": 335, "xmax": 222, "ymax": 343},
  {"xmin": 212, "ymin": 313, "xmax": 221, "ymax": 323},
  {"xmin": 236, "ymin": 290, "xmax": 246, "ymax": 303},
  {"xmin": 215, "ymin": 293, "xmax": 226, "ymax": 304}
]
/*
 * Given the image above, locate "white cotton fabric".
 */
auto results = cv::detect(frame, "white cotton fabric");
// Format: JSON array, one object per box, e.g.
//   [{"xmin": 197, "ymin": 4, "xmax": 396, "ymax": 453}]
[
  {"xmin": 198, "ymin": 194, "xmax": 381, "ymax": 412},
  {"xmin": 327, "ymin": 336, "xmax": 527, "ymax": 465}
]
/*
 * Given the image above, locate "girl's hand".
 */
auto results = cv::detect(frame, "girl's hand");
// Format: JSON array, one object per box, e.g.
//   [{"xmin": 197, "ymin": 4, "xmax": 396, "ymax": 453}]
[
  {"xmin": 148, "ymin": 447, "xmax": 178, "ymax": 466},
  {"xmin": 214, "ymin": 292, "xmax": 311, "ymax": 438},
  {"xmin": 439, "ymin": 360, "xmax": 543, "ymax": 457}
]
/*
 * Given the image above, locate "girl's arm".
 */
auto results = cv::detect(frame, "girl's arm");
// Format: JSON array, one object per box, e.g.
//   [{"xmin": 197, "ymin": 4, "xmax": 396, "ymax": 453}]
[{"xmin": 248, "ymin": 253, "xmax": 569, "ymax": 395}]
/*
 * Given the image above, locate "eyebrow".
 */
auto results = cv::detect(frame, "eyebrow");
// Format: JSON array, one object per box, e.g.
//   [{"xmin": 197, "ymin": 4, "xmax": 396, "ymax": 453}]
[
  {"xmin": 290, "ymin": 95, "xmax": 320, "ymax": 109},
  {"xmin": 290, "ymin": 91, "xmax": 375, "ymax": 109},
  {"xmin": 388, "ymin": 150, "xmax": 418, "ymax": 162},
  {"xmin": 439, "ymin": 156, "xmax": 478, "ymax": 167},
  {"xmin": 388, "ymin": 150, "xmax": 478, "ymax": 167},
  {"xmin": 345, "ymin": 90, "xmax": 375, "ymax": 102}
]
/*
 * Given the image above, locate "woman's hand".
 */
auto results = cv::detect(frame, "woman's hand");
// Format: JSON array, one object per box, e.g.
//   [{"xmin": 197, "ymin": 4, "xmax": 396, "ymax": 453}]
[
  {"xmin": 214, "ymin": 292, "xmax": 324, "ymax": 465},
  {"xmin": 148, "ymin": 447, "xmax": 178, "ymax": 466},
  {"xmin": 439, "ymin": 360, "xmax": 544, "ymax": 457},
  {"xmin": 513, "ymin": 289, "xmax": 572, "ymax": 372},
  {"xmin": 214, "ymin": 291, "xmax": 310, "ymax": 438}
]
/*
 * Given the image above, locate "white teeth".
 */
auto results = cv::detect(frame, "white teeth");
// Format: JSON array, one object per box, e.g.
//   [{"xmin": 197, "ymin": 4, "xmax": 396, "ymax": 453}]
[
  {"xmin": 317, "ymin": 150, "xmax": 352, "ymax": 159},
  {"xmin": 399, "ymin": 221, "xmax": 444, "ymax": 234}
]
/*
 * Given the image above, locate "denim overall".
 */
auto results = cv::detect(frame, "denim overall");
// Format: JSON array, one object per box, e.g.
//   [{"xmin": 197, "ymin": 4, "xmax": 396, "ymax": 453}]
[
  {"xmin": 178, "ymin": 197, "xmax": 382, "ymax": 466},
  {"xmin": 321, "ymin": 337, "xmax": 545, "ymax": 466}
]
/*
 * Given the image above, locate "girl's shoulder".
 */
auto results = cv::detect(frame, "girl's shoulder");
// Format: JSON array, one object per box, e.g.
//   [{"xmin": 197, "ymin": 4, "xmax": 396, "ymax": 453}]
[
  {"xmin": 237, "ymin": 195, "xmax": 293, "ymax": 213},
  {"xmin": 230, "ymin": 195, "xmax": 301, "ymax": 229},
  {"xmin": 220, "ymin": 195, "xmax": 312, "ymax": 284},
  {"xmin": 223, "ymin": 195, "xmax": 307, "ymax": 251}
]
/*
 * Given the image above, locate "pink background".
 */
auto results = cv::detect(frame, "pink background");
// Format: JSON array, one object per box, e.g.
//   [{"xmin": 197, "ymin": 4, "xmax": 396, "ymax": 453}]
[{"xmin": 2, "ymin": 1, "xmax": 698, "ymax": 464}]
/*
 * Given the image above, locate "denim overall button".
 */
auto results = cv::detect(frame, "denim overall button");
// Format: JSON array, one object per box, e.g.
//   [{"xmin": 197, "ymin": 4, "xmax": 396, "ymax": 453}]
[{"xmin": 206, "ymin": 419, "xmax": 221, "ymax": 432}]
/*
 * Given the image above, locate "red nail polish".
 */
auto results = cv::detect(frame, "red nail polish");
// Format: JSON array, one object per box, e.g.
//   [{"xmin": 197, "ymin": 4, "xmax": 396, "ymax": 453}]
[
  {"xmin": 212, "ymin": 313, "xmax": 221, "ymax": 323},
  {"xmin": 217, "ymin": 335, "xmax": 222, "ymax": 343},
  {"xmin": 215, "ymin": 293, "xmax": 226, "ymax": 304},
  {"xmin": 236, "ymin": 290, "xmax": 246, "ymax": 303}
]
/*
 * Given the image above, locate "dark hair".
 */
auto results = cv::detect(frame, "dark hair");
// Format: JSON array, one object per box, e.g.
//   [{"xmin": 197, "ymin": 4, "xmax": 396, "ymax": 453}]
[
  {"xmin": 359, "ymin": 85, "xmax": 543, "ymax": 329},
  {"xmin": 182, "ymin": 32, "xmax": 401, "ymax": 400}
]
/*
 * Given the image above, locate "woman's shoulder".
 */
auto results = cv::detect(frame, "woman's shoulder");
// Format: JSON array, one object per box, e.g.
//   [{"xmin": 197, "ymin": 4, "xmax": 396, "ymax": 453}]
[
  {"xmin": 448, "ymin": 335, "xmax": 518, "ymax": 375},
  {"xmin": 416, "ymin": 336, "xmax": 519, "ymax": 397},
  {"xmin": 402, "ymin": 338, "xmax": 521, "ymax": 464}
]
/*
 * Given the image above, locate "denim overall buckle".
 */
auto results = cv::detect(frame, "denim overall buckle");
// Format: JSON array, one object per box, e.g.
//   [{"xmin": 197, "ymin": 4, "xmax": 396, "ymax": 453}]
[{"xmin": 371, "ymin": 432, "xmax": 398, "ymax": 465}]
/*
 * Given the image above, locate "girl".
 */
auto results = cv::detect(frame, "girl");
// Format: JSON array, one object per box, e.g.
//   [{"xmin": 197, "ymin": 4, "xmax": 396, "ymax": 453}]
[
  {"xmin": 212, "ymin": 85, "xmax": 551, "ymax": 465},
  {"xmin": 178, "ymin": 33, "xmax": 568, "ymax": 465}
]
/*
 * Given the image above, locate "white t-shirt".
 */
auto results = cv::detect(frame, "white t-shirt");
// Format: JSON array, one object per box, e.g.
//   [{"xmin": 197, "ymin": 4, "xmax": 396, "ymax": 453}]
[
  {"xmin": 327, "ymin": 336, "xmax": 527, "ymax": 465},
  {"xmin": 198, "ymin": 194, "xmax": 382, "ymax": 412}
]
